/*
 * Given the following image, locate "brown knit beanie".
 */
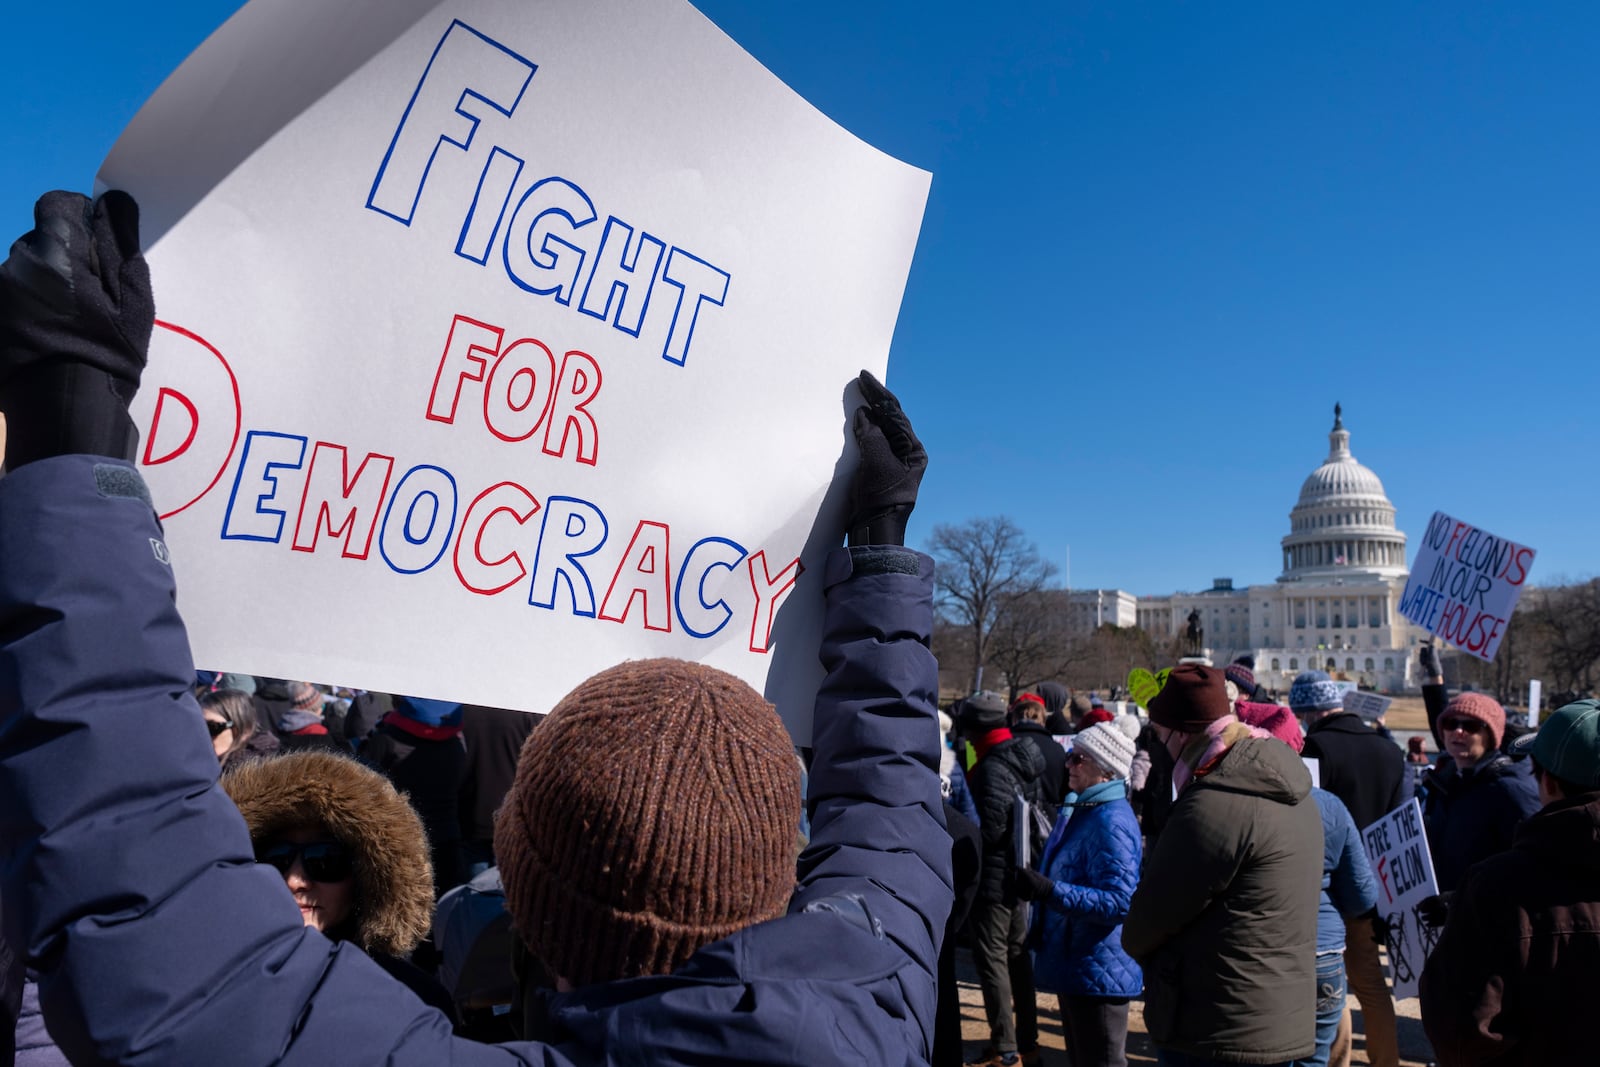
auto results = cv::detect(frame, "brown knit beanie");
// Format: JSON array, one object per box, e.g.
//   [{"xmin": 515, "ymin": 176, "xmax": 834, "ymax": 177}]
[
  {"xmin": 494, "ymin": 658, "xmax": 801, "ymax": 987},
  {"xmin": 1147, "ymin": 663, "xmax": 1232, "ymax": 733}
]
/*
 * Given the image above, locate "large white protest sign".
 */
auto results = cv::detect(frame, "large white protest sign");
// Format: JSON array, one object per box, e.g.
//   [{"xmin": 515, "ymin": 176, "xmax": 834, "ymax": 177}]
[
  {"xmin": 1398, "ymin": 511, "xmax": 1534, "ymax": 662},
  {"xmin": 1360, "ymin": 799, "xmax": 1439, "ymax": 1000},
  {"xmin": 97, "ymin": 0, "xmax": 930, "ymax": 740}
]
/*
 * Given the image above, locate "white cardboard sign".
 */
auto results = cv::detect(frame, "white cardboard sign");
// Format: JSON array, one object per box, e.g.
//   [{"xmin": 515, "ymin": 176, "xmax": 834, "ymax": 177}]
[
  {"xmin": 1398, "ymin": 511, "xmax": 1535, "ymax": 662},
  {"xmin": 1360, "ymin": 799, "xmax": 1439, "ymax": 1000},
  {"xmin": 96, "ymin": 0, "xmax": 930, "ymax": 741},
  {"xmin": 1341, "ymin": 690, "xmax": 1392, "ymax": 722}
]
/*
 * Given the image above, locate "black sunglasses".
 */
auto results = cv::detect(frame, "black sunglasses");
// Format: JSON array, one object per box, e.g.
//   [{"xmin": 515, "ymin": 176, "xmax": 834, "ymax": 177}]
[
  {"xmin": 1440, "ymin": 717, "xmax": 1487, "ymax": 735},
  {"xmin": 205, "ymin": 718, "xmax": 233, "ymax": 738},
  {"xmin": 257, "ymin": 841, "xmax": 354, "ymax": 883}
]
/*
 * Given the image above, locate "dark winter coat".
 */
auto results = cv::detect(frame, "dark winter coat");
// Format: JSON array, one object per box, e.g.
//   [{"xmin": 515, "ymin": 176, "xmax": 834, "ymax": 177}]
[
  {"xmin": 344, "ymin": 690, "xmax": 393, "ymax": 746},
  {"xmin": 1122, "ymin": 735, "xmax": 1322, "ymax": 1064},
  {"xmin": 967, "ymin": 735, "xmax": 1046, "ymax": 903},
  {"xmin": 276, "ymin": 723, "xmax": 347, "ymax": 754},
  {"xmin": 1012, "ymin": 719, "xmax": 1067, "ymax": 811},
  {"xmin": 1029, "ymin": 780, "xmax": 1143, "ymax": 998},
  {"xmin": 934, "ymin": 801, "xmax": 982, "ymax": 1067},
  {"xmin": 364, "ymin": 715, "xmax": 469, "ymax": 892},
  {"xmin": 0, "ymin": 457, "xmax": 949, "ymax": 1067},
  {"xmin": 459, "ymin": 704, "xmax": 537, "ymax": 847},
  {"xmin": 221, "ymin": 725, "xmax": 281, "ymax": 770},
  {"xmin": 1421, "ymin": 752, "xmax": 1541, "ymax": 891},
  {"xmin": 1133, "ymin": 721, "xmax": 1176, "ymax": 845},
  {"xmin": 1420, "ymin": 790, "xmax": 1600, "ymax": 1066},
  {"xmin": 1303, "ymin": 710, "xmax": 1411, "ymax": 829}
]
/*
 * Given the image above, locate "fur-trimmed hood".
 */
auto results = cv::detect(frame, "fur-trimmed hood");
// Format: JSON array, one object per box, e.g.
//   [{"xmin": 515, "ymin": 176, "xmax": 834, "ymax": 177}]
[{"xmin": 220, "ymin": 750, "xmax": 434, "ymax": 958}]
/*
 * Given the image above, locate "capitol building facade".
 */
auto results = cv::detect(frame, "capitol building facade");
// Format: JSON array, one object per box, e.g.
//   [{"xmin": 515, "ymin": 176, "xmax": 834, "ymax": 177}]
[{"xmin": 1127, "ymin": 407, "xmax": 1424, "ymax": 694}]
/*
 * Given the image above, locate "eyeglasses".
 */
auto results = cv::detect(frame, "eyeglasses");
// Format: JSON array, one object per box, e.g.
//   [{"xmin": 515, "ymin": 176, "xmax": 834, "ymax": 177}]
[
  {"xmin": 1440, "ymin": 717, "xmax": 1487, "ymax": 735},
  {"xmin": 1066, "ymin": 751, "xmax": 1095, "ymax": 767},
  {"xmin": 205, "ymin": 718, "xmax": 233, "ymax": 738},
  {"xmin": 257, "ymin": 841, "xmax": 354, "ymax": 883}
]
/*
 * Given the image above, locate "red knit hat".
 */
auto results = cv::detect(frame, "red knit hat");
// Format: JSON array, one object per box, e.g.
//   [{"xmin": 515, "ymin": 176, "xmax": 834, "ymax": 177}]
[
  {"xmin": 1079, "ymin": 707, "xmax": 1115, "ymax": 729},
  {"xmin": 1442, "ymin": 692, "xmax": 1506, "ymax": 750},
  {"xmin": 494, "ymin": 658, "xmax": 800, "ymax": 987},
  {"xmin": 1147, "ymin": 663, "xmax": 1232, "ymax": 732}
]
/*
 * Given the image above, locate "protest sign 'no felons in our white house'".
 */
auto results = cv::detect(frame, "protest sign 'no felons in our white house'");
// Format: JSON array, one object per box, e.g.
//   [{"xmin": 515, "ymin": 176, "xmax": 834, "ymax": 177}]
[
  {"xmin": 1398, "ymin": 511, "xmax": 1535, "ymax": 663},
  {"xmin": 99, "ymin": 0, "xmax": 930, "ymax": 740}
]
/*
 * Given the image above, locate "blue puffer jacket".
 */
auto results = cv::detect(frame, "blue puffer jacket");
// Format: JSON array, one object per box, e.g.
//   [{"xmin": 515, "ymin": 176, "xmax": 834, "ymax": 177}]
[
  {"xmin": 1310, "ymin": 788, "xmax": 1377, "ymax": 954},
  {"xmin": 1028, "ymin": 779, "xmax": 1143, "ymax": 998},
  {"xmin": 0, "ymin": 457, "xmax": 951, "ymax": 1067}
]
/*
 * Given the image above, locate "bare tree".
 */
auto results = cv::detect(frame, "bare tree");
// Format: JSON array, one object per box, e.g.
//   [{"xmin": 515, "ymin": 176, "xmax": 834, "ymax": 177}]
[
  {"xmin": 927, "ymin": 516, "xmax": 1059, "ymax": 693},
  {"xmin": 1069, "ymin": 624, "xmax": 1160, "ymax": 694},
  {"xmin": 1447, "ymin": 578, "xmax": 1600, "ymax": 706},
  {"xmin": 986, "ymin": 588, "xmax": 1078, "ymax": 701}
]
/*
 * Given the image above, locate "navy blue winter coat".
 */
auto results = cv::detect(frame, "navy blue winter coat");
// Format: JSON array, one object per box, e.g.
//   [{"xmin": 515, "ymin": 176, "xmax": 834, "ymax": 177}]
[
  {"xmin": 0, "ymin": 457, "xmax": 952, "ymax": 1066},
  {"xmin": 1027, "ymin": 779, "xmax": 1143, "ymax": 998},
  {"xmin": 1421, "ymin": 751, "xmax": 1541, "ymax": 891}
]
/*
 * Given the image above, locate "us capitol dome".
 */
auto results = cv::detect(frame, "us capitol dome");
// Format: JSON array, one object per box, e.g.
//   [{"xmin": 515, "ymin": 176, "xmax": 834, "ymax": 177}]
[
  {"xmin": 1279, "ymin": 403, "xmax": 1407, "ymax": 579},
  {"xmin": 1130, "ymin": 405, "xmax": 1423, "ymax": 694}
]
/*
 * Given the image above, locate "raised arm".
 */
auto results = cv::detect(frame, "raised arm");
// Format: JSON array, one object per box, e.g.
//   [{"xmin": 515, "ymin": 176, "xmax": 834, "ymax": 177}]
[
  {"xmin": 0, "ymin": 191, "xmax": 557, "ymax": 1067},
  {"xmin": 791, "ymin": 371, "xmax": 950, "ymax": 1027}
]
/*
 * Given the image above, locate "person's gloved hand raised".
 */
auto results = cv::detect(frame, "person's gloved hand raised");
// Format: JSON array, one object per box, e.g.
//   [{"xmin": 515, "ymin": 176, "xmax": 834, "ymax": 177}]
[
  {"xmin": 847, "ymin": 369, "xmax": 926, "ymax": 547},
  {"xmin": 0, "ymin": 190, "xmax": 153, "ymax": 469},
  {"xmin": 1419, "ymin": 642, "xmax": 1443, "ymax": 681}
]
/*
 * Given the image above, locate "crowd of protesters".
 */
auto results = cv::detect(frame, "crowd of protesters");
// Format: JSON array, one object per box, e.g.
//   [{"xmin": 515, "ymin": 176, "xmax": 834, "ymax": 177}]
[{"xmin": 1, "ymin": 190, "xmax": 1598, "ymax": 1067}]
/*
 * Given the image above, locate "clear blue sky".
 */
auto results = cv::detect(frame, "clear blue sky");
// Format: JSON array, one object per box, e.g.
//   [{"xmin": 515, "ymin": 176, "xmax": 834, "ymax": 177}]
[{"xmin": 6, "ymin": 2, "xmax": 1596, "ymax": 595}]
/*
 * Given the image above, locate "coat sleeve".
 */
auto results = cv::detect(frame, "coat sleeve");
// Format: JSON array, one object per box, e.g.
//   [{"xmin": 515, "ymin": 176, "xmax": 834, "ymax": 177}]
[
  {"xmin": 1324, "ymin": 798, "xmax": 1377, "ymax": 918},
  {"xmin": 1423, "ymin": 683, "xmax": 1448, "ymax": 744},
  {"xmin": 792, "ymin": 546, "xmax": 951, "ymax": 996},
  {"xmin": 1419, "ymin": 863, "xmax": 1521, "ymax": 1065},
  {"xmin": 1121, "ymin": 791, "xmax": 1244, "ymax": 961},
  {"xmin": 0, "ymin": 458, "xmax": 560, "ymax": 1067},
  {"xmin": 1046, "ymin": 810, "xmax": 1139, "ymax": 925}
]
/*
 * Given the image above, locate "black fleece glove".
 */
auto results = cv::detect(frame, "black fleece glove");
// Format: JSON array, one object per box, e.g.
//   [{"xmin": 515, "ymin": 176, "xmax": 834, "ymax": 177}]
[
  {"xmin": 847, "ymin": 369, "xmax": 927, "ymax": 547},
  {"xmin": 1013, "ymin": 866, "xmax": 1053, "ymax": 902},
  {"xmin": 1416, "ymin": 892, "xmax": 1452, "ymax": 928},
  {"xmin": 1419, "ymin": 643, "xmax": 1443, "ymax": 680},
  {"xmin": 1363, "ymin": 908, "xmax": 1392, "ymax": 946},
  {"xmin": 0, "ymin": 190, "xmax": 153, "ymax": 469}
]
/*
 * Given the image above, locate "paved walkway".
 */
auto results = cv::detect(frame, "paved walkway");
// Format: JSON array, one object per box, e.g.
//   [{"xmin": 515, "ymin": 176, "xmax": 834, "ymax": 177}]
[{"xmin": 953, "ymin": 945, "xmax": 1436, "ymax": 1065}]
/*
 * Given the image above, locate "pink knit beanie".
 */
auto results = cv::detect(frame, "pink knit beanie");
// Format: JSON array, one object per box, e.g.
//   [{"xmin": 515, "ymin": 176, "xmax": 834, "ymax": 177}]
[{"xmin": 1443, "ymin": 692, "xmax": 1506, "ymax": 749}]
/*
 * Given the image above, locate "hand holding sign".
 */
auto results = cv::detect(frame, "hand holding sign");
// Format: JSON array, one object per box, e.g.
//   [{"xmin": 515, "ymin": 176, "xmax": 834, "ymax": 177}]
[
  {"xmin": 848, "ymin": 370, "xmax": 926, "ymax": 548},
  {"xmin": 0, "ymin": 191, "xmax": 152, "ymax": 468}
]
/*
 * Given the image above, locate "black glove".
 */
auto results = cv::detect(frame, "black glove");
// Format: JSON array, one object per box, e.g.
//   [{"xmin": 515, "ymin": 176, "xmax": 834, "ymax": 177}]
[
  {"xmin": 847, "ymin": 369, "xmax": 926, "ymax": 547},
  {"xmin": 1013, "ymin": 866, "xmax": 1053, "ymax": 902},
  {"xmin": 1419, "ymin": 642, "xmax": 1443, "ymax": 680},
  {"xmin": 1364, "ymin": 908, "xmax": 1392, "ymax": 946},
  {"xmin": 1416, "ymin": 892, "xmax": 1451, "ymax": 928},
  {"xmin": 0, "ymin": 190, "xmax": 153, "ymax": 469}
]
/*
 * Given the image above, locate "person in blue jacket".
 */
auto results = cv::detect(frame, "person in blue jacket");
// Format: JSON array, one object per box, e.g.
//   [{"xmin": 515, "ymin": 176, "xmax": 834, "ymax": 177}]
[
  {"xmin": 1013, "ymin": 722, "xmax": 1143, "ymax": 1067},
  {"xmin": 0, "ymin": 191, "xmax": 951, "ymax": 1066}
]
